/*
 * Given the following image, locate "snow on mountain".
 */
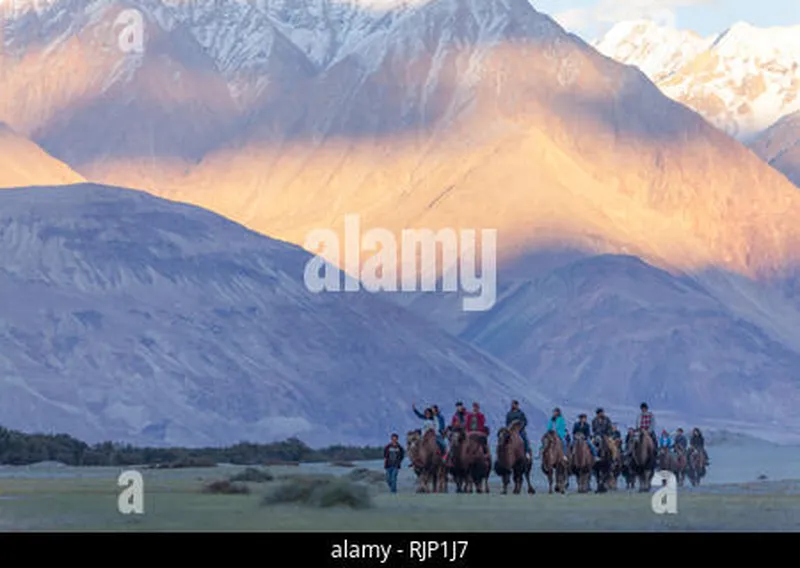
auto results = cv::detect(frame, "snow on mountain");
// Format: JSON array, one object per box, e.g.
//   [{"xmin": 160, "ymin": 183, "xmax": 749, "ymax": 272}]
[
  {"xmin": 0, "ymin": 183, "xmax": 548, "ymax": 446},
  {"xmin": 0, "ymin": 122, "xmax": 85, "ymax": 188},
  {"xmin": 595, "ymin": 20, "xmax": 800, "ymax": 141},
  {"xmin": 749, "ymin": 110, "xmax": 800, "ymax": 187}
]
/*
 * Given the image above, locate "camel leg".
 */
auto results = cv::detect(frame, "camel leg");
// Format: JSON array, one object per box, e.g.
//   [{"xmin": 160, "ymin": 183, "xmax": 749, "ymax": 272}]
[
  {"xmin": 525, "ymin": 467, "xmax": 535, "ymax": 494},
  {"xmin": 546, "ymin": 470, "xmax": 553, "ymax": 494},
  {"xmin": 501, "ymin": 473, "xmax": 509, "ymax": 494}
]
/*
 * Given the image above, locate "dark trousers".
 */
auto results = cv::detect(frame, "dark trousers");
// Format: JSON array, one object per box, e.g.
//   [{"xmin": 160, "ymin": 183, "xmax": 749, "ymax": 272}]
[
  {"xmin": 519, "ymin": 429, "xmax": 530, "ymax": 453},
  {"xmin": 385, "ymin": 467, "xmax": 399, "ymax": 493}
]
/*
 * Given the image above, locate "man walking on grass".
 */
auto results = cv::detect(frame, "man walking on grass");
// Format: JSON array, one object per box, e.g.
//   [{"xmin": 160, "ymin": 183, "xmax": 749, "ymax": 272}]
[{"xmin": 384, "ymin": 433, "xmax": 404, "ymax": 493}]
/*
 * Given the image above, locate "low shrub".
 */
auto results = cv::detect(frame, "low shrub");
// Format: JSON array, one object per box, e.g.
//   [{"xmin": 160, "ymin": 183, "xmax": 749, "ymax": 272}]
[
  {"xmin": 202, "ymin": 479, "xmax": 250, "ymax": 494},
  {"xmin": 261, "ymin": 475, "xmax": 372, "ymax": 509},
  {"xmin": 229, "ymin": 467, "xmax": 274, "ymax": 483}
]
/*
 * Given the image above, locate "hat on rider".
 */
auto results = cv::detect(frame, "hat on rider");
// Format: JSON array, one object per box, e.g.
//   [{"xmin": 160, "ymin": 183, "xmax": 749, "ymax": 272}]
[
  {"xmin": 455, "ymin": 401, "xmax": 463, "ymax": 407},
  {"xmin": 553, "ymin": 407, "xmax": 560, "ymax": 413},
  {"xmin": 579, "ymin": 413, "xmax": 587, "ymax": 418},
  {"xmin": 596, "ymin": 408, "xmax": 603, "ymax": 414},
  {"xmin": 641, "ymin": 402, "xmax": 648, "ymax": 409}
]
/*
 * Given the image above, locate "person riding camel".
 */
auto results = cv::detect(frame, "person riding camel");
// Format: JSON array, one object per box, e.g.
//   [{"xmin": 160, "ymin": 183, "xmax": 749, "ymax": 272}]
[
  {"xmin": 465, "ymin": 401, "xmax": 490, "ymax": 460},
  {"xmin": 591, "ymin": 407, "xmax": 613, "ymax": 455},
  {"xmin": 572, "ymin": 413, "xmax": 597, "ymax": 458},
  {"xmin": 592, "ymin": 408, "xmax": 612, "ymax": 437},
  {"xmin": 413, "ymin": 402, "xmax": 445, "ymax": 435},
  {"xmin": 674, "ymin": 428, "xmax": 688, "ymax": 452},
  {"xmin": 445, "ymin": 401, "xmax": 467, "ymax": 465},
  {"xmin": 451, "ymin": 401, "xmax": 467, "ymax": 429},
  {"xmin": 413, "ymin": 404, "xmax": 447, "ymax": 455},
  {"xmin": 636, "ymin": 402, "xmax": 658, "ymax": 448},
  {"xmin": 506, "ymin": 399, "xmax": 531, "ymax": 460},
  {"xmin": 690, "ymin": 427, "xmax": 710, "ymax": 466},
  {"xmin": 544, "ymin": 407, "xmax": 569, "ymax": 462},
  {"xmin": 658, "ymin": 429, "xmax": 673, "ymax": 451},
  {"xmin": 610, "ymin": 424, "xmax": 622, "ymax": 441},
  {"xmin": 624, "ymin": 427, "xmax": 635, "ymax": 454}
]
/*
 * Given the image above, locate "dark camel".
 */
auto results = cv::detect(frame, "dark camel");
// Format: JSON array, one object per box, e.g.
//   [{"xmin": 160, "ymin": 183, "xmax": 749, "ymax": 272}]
[
  {"xmin": 462, "ymin": 432, "xmax": 491, "ymax": 493},
  {"xmin": 569, "ymin": 432, "xmax": 593, "ymax": 493},
  {"xmin": 540, "ymin": 430, "xmax": 568, "ymax": 494},
  {"xmin": 494, "ymin": 421, "xmax": 535, "ymax": 495},
  {"xmin": 592, "ymin": 435, "xmax": 615, "ymax": 493}
]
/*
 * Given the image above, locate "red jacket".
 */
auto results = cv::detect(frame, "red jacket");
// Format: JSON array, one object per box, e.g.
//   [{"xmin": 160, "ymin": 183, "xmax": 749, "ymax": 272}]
[
  {"xmin": 451, "ymin": 410, "xmax": 467, "ymax": 428},
  {"xmin": 465, "ymin": 412, "xmax": 487, "ymax": 434}
]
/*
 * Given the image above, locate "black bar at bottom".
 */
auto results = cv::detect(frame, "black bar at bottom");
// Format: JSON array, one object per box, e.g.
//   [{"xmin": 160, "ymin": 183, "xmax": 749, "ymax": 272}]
[{"xmin": 0, "ymin": 532, "xmax": 789, "ymax": 565}]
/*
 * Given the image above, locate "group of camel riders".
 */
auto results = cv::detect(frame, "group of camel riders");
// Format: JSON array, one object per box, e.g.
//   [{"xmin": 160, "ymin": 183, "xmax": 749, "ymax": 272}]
[{"xmin": 410, "ymin": 400, "xmax": 710, "ymax": 466}]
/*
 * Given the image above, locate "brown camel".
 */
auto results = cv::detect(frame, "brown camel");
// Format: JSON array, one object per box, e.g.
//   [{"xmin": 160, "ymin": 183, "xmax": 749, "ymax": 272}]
[
  {"xmin": 657, "ymin": 446, "xmax": 675, "ymax": 473},
  {"xmin": 631, "ymin": 429, "xmax": 656, "ymax": 492},
  {"xmin": 406, "ymin": 429, "xmax": 445, "ymax": 493},
  {"xmin": 673, "ymin": 445, "xmax": 687, "ymax": 487},
  {"xmin": 605, "ymin": 437, "xmax": 622, "ymax": 490},
  {"xmin": 540, "ymin": 430, "xmax": 568, "ymax": 494},
  {"xmin": 446, "ymin": 426, "xmax": 468, "ymax": 493},
  {"xmin": 462, "ymin": 432, "xmax": 491, "ymax": 493},
  {"xmin": 569, "ymin": 432, "xmax": 593, "ymax": 493},
  {"xmin": 687, "ymin": 446, "xmax": 706, "ymax": 487},
  {"xmin": 494, "ymin": 421, "xmax": 535, "ymax": 495}
]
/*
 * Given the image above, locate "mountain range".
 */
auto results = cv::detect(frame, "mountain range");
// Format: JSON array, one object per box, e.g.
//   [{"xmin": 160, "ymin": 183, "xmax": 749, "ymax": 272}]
[
  {"xmin": 594, "ymin": 19, "xmax": 800, "ymax": 187},
  {"xmin": 2, "ymin": 0, "xmax": 800, "ymax": 444},
  {"xmin": 595, "ymin": 19, "xmax": 800, "ymax": 143},
  {"xmin": 0, "ymin": 182, "xmax": 549, "ymax": 446}
]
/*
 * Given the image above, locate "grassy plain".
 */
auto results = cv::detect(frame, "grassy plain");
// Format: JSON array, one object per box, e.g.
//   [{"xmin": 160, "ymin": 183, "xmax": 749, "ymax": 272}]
[{"xmin": 0, "ymin": 461, "xmax": 798, "ymax": 531}]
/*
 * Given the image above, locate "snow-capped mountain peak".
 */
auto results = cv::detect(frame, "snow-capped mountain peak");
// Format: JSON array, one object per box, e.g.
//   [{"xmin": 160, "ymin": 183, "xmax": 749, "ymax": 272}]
[{"xmin": 595, "ymin": 19, "xmax": 800, "ymax": 141}]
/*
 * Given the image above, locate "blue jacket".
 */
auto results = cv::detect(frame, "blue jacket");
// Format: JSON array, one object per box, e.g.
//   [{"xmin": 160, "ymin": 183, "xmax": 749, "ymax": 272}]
[{"xmin": 547, "ymin": 415, "xmax": 567, "ymax": 439}]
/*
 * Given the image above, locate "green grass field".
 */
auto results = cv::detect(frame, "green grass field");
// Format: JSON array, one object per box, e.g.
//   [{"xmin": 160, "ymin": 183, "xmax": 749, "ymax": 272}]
[{"xmin": 1, "ymin": 463, "xmax": 798, "ymax": 531}]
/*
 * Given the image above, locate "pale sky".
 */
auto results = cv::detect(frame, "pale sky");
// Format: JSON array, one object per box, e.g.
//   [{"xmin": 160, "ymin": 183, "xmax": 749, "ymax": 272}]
[{"xmin": 532, "ymin": 0, "xmax": 800, "ymax": 41}]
